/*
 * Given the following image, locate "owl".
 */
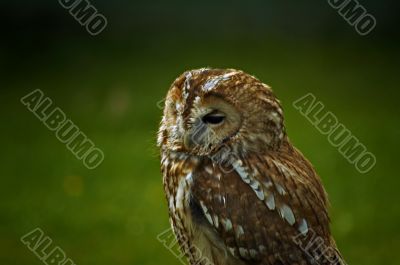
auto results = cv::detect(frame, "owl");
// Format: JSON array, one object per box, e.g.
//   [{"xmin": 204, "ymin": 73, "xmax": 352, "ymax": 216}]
[{"xmin": 157, "ymin": 68, "xmax": 345, "ymax": 265}]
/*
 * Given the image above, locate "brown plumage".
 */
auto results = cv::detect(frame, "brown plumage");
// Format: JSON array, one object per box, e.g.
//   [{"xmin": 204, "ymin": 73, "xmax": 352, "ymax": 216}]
[{"xmin": 158, "ymin": 68, "xmax": 345, "ymax": 265}]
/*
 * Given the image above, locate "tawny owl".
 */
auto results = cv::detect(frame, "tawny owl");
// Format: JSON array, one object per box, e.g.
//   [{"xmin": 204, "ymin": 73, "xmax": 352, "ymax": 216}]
[{"xmin": 158, "ymin": 68, "xmax": 345, "ymax": 265}]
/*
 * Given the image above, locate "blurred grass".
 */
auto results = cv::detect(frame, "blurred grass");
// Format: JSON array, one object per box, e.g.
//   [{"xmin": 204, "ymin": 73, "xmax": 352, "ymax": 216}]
[{"xmin": 0, "ymin": 37, "xmax": 399, "ymax": 265}]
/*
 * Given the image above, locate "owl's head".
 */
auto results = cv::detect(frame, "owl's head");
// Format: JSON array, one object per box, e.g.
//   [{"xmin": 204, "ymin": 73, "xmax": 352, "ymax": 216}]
[{"xmin": 158, "ymin": 68, "xmax": 285, "ymax": 157}]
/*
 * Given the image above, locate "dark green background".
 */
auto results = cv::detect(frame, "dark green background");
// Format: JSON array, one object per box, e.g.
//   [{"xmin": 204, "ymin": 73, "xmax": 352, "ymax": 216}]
[{"xmin": 1, "ymin": 1, "xmax": 399, "ymax": 264}]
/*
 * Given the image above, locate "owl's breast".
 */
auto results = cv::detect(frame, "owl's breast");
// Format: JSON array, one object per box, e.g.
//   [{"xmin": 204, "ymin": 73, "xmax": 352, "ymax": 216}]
[{"xmin": 163, "ymin": 152, "xmax": 242, "ymax": 265}]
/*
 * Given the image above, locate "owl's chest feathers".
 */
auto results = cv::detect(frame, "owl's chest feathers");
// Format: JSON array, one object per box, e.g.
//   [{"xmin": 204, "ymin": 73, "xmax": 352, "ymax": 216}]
[{"xmin": 166, "ymin": 153, "xmax": 236, "ymax": 265}]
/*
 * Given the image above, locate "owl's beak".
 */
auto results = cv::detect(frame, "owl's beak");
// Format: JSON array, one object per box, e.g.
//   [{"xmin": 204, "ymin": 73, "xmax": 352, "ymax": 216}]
[
  {"xmin": 184, "ymin": 122, "xmax": 208, "ymax": 150},
  {"xmin": 183, "ymin": 132, "xmax": 194, "ymax": 150}
]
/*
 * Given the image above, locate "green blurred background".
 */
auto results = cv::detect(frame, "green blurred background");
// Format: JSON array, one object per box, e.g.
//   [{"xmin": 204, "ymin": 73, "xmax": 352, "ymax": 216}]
[{"xmin": 1, "ymin": 0, "xmax": 399, "ymax": 264}]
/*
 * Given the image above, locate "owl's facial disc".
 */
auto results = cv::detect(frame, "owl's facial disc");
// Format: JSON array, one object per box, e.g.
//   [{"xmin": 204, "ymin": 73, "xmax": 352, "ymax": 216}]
[{"xmin": 183, "ymin": 95, "xmax": 241, "ymax": 155}]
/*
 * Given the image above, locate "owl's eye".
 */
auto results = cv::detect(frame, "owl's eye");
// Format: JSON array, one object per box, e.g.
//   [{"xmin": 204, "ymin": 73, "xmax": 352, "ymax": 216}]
[{"xmin": 202, "ymin": 112, "xmax": 225, "ymax": 125}]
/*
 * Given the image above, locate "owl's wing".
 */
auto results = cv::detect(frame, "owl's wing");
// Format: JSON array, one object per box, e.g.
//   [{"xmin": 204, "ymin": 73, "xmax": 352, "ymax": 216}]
[{"xmin": 192, "ymin": 149, "xmax": 344, "ymax": 265}]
